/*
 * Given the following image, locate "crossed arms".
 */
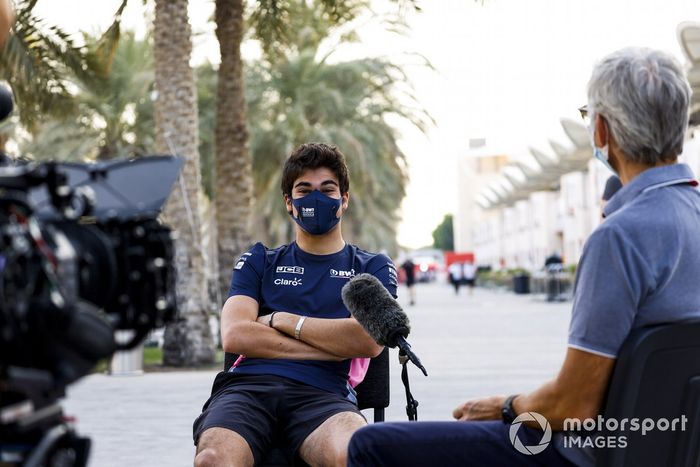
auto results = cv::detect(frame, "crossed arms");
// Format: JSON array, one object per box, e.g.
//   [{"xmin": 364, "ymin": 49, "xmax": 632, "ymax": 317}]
[{"xmin": 221, "ymin": 295, "xmax": 383, "ymax": 361}]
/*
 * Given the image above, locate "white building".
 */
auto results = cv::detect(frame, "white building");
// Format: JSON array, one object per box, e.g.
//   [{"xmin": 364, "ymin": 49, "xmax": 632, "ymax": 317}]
[{"xmin": 457, "ymin": 23, "xmax": 700, "ymax": 271}]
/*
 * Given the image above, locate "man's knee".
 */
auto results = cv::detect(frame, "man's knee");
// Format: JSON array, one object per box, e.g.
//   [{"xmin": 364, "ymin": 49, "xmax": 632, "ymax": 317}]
[
  {"xmin": 194, "ymin": 448, "xmax": 224, "ymax": 467},
  {"xmin": 194, "ymin": 427, "xmax": 253, "ymax": 467},
  {"xmin": 300, "ymin": 411, "xmax": 365, "ymax": 467}
]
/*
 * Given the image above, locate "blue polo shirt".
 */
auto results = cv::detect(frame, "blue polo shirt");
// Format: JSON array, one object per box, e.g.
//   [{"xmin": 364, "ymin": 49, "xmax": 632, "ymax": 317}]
[
  {"xmin": 227, "ymin": 241, "xmax": 398, "ymax": 396},
  {"xmin": 567, "ymin": 163, "xmax": 700, "ymax": 358},
  {"xmin": 556, "ymin": 163, "xmax": 700, "ymax": 466}
]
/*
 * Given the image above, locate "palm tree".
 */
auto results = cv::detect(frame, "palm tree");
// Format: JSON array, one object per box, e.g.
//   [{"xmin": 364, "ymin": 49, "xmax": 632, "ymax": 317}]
[
  {"xmin": 213, "ymin": 0, "xmax": 252, "ymax": 301},
  {"xmin": 0, "ymin": 0, "xmax": 126, "ymax": 132},
  {"xmin": 20, "ymin": 31, "xmax": 155, "ymax": 161},
  {"xmin": 153, "ymin": 0, "xmax": 215, "ymax": 366}
]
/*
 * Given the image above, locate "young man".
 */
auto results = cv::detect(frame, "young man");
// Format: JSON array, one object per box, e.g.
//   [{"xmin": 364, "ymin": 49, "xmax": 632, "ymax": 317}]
[{"xmin": 193, "ymin": 143, "xmax": 398, "ymax": 467}]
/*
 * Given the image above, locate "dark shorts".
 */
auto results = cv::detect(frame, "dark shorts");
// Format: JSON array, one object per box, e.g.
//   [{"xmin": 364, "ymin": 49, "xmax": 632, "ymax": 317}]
[{"xmin": 193, "ymin": 372, "xmax": 364, "ymax": 464}]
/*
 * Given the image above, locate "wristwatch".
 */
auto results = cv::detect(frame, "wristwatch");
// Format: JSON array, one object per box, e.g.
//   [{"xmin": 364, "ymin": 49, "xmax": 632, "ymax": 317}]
[{"xmin": 501, "ymin": 394, "xmax": 520, "ymax": 424}]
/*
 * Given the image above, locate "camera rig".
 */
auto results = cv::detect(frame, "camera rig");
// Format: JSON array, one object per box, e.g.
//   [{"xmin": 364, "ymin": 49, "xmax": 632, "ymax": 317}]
[{"xmin": 0, "ymin": 156, "xmax": 183, "ymax": 466}]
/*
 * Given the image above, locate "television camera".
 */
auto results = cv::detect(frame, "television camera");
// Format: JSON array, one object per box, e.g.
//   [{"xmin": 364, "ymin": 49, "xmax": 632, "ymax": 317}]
[{"xmin": 0, "ymin": 111, "xmax": 183, "ymax": 465}]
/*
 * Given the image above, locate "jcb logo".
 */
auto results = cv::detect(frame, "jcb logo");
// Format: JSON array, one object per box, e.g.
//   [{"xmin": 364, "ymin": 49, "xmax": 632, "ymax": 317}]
[{"xmin": 276, "ymin": 266, "xmax": 305, "ymax": 275}]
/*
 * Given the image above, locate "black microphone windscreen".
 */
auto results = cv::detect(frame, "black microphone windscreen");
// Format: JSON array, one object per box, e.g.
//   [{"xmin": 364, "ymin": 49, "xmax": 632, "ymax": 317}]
[{"xmin": 341, "ymin": 273, "xmax": 410, "ymax": 347}]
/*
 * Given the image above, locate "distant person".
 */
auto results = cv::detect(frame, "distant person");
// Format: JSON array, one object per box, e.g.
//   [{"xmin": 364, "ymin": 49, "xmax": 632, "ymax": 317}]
[
  {"xmin": 544, "ymin": 252, "xmax": 564, "ymax": 302},
  {"xmin": 349, "ymin": 47, "xmax": 700, "ymax": 467},
  {"xmin": 462, "ymin": 261, "xmax": 476, "ymax": 295},
  {"xmin": 544, "ymin": 251, "xmax": 563, "ymax": 270},
  {"xmin": 401, "ymin": 258, "xmax": 417, "ymax": 306},
  {"xmin": 601, "ymin": 175, "xmax": 623, "ymax": 218},
  {"xmin": 447, "ymin": 261, "xmax": 463, "ymax": 295}
]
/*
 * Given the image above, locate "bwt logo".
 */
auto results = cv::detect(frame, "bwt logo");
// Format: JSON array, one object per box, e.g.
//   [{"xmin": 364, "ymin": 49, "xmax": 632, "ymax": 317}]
[
  {"xmin": 330, "ymin": 268, "xmax": 355, "ymax": 278},
  {"xmin": 301, "ymin": 207, "xmax": 315, "ymax": 217},
  {"xmin": 509, "ymin": 412, "xmax": 552, "ymax": 455}
]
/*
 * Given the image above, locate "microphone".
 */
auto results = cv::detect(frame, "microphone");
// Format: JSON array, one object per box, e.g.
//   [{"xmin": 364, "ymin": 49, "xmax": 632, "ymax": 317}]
[{"xmin": 342, "ymin": 273, "xmax": 427, "ymax": 376}]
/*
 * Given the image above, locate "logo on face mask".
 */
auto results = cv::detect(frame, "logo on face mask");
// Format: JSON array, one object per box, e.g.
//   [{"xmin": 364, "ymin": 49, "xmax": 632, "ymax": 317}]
[{"xmin": 301, "ymin": 207, "xmax": 315, "ymax": 218}]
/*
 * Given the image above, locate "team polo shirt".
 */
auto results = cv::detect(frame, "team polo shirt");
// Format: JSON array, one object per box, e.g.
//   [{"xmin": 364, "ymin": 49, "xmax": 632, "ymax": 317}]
[
  {"xmin": 567, "ymin": 163, "xmax": 700, "ymax": 359},
  {"xmin": 227, "ymin": 241, "xmax": 398, "ymax": 396}
]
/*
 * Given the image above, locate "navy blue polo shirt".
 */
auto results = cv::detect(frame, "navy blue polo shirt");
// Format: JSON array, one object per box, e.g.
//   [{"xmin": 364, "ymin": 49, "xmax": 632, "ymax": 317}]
[
  {"xmin": 568, "ymin": 163, "xmax": 700, "ymax": 358},
  {"xmin": 227, "ymin": 241, "xmax": 398, "ymax": 396}
]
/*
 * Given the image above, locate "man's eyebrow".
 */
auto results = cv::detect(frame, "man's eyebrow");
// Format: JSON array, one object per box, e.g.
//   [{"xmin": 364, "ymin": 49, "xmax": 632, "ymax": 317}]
[{"xmin": 293, "ymin": 180, "xmax": 339, "ymax": 189}]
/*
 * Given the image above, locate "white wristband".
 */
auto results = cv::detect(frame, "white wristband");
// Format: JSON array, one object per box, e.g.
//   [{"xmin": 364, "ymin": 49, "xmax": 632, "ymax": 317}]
[{"xmin": 294, "ymin": 316, "xmax": 307, "ymax": 340}]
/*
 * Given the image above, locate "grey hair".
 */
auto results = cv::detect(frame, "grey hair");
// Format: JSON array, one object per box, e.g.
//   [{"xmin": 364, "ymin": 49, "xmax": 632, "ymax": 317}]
[{"xmin": 587, "ymin": 47, "xmax": 691, "ymax": 165}]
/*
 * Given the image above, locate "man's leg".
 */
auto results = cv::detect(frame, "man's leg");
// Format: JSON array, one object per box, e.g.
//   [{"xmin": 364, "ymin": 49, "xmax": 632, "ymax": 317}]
[
  {"xmin": 348, "ymin": 421, "xmax": 576, "ymax": 467},
  {"xmin": 298, "ymin": 411, "xmax": 366, "ymax": 467},
  {"xmin": 194, "ymin": 427, "xmax": 254, "ymax": 467},
  {"xmin": 281, "ymin": 379, "xmax": 367, "ymax": 467},
  {"xmin": 192, "ymin": 375, "xmax": 283, "ymax": 466}
]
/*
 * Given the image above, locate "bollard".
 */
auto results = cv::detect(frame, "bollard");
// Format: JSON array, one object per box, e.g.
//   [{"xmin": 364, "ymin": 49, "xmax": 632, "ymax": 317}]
[{"xmin": 109, "ymin": 330, "xmax": 144, "ymax": 376}]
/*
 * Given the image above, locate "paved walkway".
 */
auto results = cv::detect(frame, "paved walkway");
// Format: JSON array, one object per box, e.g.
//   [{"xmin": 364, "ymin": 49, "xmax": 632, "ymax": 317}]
[{"xmin": 62, "ymin": 282, "xmax": 572, "ymax": 466}]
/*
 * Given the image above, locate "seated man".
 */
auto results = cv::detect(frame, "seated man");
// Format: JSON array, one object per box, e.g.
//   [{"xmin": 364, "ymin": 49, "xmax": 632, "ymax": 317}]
[
  {"xmin": 349, "ymin": 47, "xmax": 700, "ymax": 467},
  {"xmin": 193, "ymin": 143, "xmax": 397, "ymax": 467}
]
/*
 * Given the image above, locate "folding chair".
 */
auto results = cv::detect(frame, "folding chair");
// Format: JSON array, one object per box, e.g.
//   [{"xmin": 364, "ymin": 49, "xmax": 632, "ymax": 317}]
[{"xmin": 596, "ymin": 321, "xmax": 700, "ymax": 467}]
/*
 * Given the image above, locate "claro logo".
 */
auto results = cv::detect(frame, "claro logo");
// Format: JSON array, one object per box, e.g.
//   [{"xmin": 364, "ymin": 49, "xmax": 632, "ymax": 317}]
[{"xmin": 274, "ymin": 277, "xmax": 303, "ymax": 287}]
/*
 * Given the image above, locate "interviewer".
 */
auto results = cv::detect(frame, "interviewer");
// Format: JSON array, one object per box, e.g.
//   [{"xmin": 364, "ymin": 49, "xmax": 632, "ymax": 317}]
[{"xmin": 348, "ymin": 47, "xmax": 700, "ymax": 467}]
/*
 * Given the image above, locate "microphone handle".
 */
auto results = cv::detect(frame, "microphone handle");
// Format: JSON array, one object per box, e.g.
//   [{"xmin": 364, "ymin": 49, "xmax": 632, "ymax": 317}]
[{"xmin": 397, "ymin": 335, "xmax": 428, "ymax": 376}]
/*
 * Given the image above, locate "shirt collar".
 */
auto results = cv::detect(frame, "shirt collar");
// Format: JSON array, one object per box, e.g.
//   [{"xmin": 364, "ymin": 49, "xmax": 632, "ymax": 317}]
[{"xmin": 603, "ymin": 163, "xmax": 698, "ymax": 217}]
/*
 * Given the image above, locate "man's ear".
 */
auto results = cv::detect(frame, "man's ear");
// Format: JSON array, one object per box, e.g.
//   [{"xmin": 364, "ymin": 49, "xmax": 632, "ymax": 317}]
[
  {"xmin": 594, "ymin": 114, "xmax": 608, "ymax": 148},
  {"xmin": 284, "ymin": 193, "xmax": 293, "ymax": 215},
  {"xmin": 342, "ymin": 192, "xmax": 350, "ymax": 211}
]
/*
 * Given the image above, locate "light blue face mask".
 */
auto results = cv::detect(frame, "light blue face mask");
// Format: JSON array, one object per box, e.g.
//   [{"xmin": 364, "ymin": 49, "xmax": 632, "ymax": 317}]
[
  {"xmin": 593, "ymin": 144, "xmax": 618, "ymax": 176},
  {"xmin": 588, "ymin": 115, "xmax": 618, "ymax": 176}
]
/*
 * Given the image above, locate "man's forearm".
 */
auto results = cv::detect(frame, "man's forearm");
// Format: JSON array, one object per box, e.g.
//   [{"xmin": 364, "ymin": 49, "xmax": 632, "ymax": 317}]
[
  {"xmin": 514, "ymin": 379, "xmax": 604, "ymax": 431},
  {"xmin": 270, "ymin": 312, "xmax": 382, "ymax": 358},
  {"xmin": 223, "ymin": 320, "xmax": 344, "ymax": 361}
]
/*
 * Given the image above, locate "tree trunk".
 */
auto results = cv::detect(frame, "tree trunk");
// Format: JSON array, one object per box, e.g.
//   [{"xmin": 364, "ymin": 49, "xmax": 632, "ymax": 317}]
[
  {"xmin": 154, "ymin": 0, "xmax": 215, "ymax": 366},
  {"xmin": 214, "ymin": 0, "xmax": 253, "ymax": 301}
]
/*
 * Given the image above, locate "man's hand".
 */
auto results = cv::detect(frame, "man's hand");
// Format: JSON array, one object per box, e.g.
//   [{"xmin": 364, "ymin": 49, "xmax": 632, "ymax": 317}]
[
  {"xmin": 256, "ymin": 314, "xmax": 273, "ymax": 327},
  {"xmin": 452, "ymin": 395, "xmax": 506, "ymax": 421}
]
